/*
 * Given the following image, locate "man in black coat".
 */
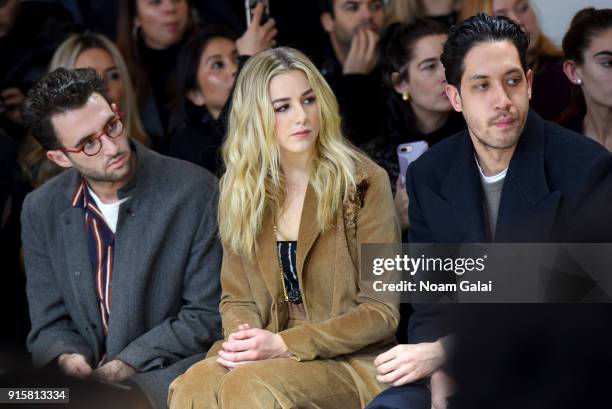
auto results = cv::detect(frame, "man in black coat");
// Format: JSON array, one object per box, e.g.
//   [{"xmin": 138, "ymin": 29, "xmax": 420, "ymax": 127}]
[{"xmin": 366, "ymin": 14, "xmax": 612, "ymax": 409}]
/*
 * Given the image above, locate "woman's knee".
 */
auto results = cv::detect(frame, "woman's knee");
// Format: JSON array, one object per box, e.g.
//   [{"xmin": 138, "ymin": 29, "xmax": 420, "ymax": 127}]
[
  {"xmin": 217, "ymin": 364, "xmax": 276, "ymax": 407},
  {"xmin": 168, "ymin": 358, "xmax": 226, "ymax": 409}
]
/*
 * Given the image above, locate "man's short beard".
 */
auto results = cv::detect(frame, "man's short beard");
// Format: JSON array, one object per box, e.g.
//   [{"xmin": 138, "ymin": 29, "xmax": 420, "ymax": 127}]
[
  {"xmin": 71, "ymin": 151, "xmax": 133, "ymax": 184},
  {"xmin": 465, "ymin": 113, "xmax": 522, "ymax": 150},
  {"xmin": 84, "ymin": 168, "xmax": 130, "ymax": 183},
  {"xmin": 334, "ymin": 28, "xmax": 353, "ymax": 53},
  {"xmin": 335, "ymin": 22, "xmax": 380, "ymax": 54}
]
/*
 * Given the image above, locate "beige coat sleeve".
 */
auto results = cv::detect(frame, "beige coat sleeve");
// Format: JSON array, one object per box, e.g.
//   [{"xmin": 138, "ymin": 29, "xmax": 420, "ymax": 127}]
[
  {"xmin": 279, "ymin": 166, "xmax": 401, "ymax": 361},
  {"xmin": 219, "ymin": 247, "xmax": 264, "ymax": 338}
]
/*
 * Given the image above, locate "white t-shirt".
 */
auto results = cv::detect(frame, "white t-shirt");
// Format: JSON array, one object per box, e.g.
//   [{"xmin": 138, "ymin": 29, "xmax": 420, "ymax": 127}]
[
  {"xmin": 87, "ymin": 188, "xmax": 129, "ymax": 233},
  {"xmin": 475, "ymin": 156, "xmax": 507, "ymax": 184}
]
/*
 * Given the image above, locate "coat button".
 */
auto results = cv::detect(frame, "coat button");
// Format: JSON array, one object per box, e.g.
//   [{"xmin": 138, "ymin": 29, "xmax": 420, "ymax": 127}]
[{"xmin": 74, "ymin": 271, "xmax": 81, "ymax": 277}]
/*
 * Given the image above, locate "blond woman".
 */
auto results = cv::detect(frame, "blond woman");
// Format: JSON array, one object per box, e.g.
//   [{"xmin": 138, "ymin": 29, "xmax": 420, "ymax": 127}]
[{"xmin": 168, "ymin": 47, "xmax": 400, "ymax": 409}]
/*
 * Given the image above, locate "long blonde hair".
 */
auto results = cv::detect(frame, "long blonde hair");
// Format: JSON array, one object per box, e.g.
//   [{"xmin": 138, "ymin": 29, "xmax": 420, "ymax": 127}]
[
  {"xmin": 219, "ymin": 47, "xmax": 363, "ymax": 260},
  {"xmin": 459, "ymin": 0, "xmax": 562, "ymax": 59}
]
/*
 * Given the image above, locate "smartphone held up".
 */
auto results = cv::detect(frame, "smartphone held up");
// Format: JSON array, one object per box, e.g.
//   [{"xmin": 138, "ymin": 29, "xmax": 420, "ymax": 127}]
[
  {"xmin": 245, "ymin": 0, "xmax": 270, "ymax": 26},
  {"xmin": 397, "ymin": 141, "xmax": 428, "ymax": 186}
]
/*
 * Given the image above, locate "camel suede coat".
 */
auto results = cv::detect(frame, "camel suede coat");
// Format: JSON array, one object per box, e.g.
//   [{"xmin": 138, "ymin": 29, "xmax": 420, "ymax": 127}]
[{"xmin": 210, "ymin": 158, "xmax": 401, "ymax": 404}]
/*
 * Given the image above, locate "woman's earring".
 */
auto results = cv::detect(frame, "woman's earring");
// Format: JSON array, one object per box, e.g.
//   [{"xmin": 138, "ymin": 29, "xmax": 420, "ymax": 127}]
[
  {"xmin": 402, "ymin": 92, "xmax": 410, "ymax": 102},
  {"xmin": 132, "ymin": 24, "xmax": 141, "ymax": 41},
  {"xmin": 575, "ymin": 79, "xmax": 582, "ymax": 85}
]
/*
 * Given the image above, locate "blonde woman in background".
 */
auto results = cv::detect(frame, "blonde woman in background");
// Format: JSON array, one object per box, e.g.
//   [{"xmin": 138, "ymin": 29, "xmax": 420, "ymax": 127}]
[
  {"xmin": 19, "ymin": 32, "xmax": 149, "ymax": 188},
  {"xmin": 385, "ymin": 0, "xmax": 421, "ymax": 25},
  {"xmin": 49, "ymin": 32, "xmax": 149, "ymax": 146},
  {"xmin": 168, "ymin": 47, "xmax": 400, "ymax": 409},
  {"xmin": 460, "ymin": 0, "xmax": 572, "ymax": 120},
  {"xmin": 385, "ymin": 0, "xmax": 462, "ymax": 27}
]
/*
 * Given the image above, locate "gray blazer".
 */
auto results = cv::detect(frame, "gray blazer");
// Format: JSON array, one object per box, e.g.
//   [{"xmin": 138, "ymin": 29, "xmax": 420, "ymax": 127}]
[{"xmin": 21, "ymin": 142, "xmax": 222, "ymax": 409}]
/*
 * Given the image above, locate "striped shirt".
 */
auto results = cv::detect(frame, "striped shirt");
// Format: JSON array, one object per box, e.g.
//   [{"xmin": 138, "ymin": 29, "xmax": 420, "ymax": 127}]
[{"xmin": 71, "ymin": 178, "xmax": 115, "ymax": 342}]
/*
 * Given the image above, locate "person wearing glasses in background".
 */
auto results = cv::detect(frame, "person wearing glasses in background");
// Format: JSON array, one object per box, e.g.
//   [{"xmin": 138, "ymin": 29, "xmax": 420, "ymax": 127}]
[{"xmin": 20, "ymin": 68, "xmax": 223, "ymax": 409}]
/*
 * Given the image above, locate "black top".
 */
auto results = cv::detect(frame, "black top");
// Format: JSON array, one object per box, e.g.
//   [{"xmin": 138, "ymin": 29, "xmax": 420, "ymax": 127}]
[
  {"xmin": 168, "ymin": 107, "xmax": 225, "ymax": 176},
  {"xmin": 318, "ymin": 47, "xmax": 386, "ymax": 147},
  {"xmin": 428, "ymin": 11, "xmax": 458, "ymax": 28},
  {"xmin": 276, "ymin": 240, "xmax": 302, "ymax": 304},
  {"xmin": 362, "ymin": 105, "xmax": 466, "ymax": 191},
  {"xmin": 138, "ymin": 42, "xmax": 182, "ymax": 153},
  {"xmin": 167, "ymin": 55, "xmax": 251, "ymax": 175},
  {"xmin": 557, "ymin": 105, "xmax": 585, "ymax": 135},
  {"xmin": 530, "ymin": 55, "xmax": 573, "ymax": 121}
]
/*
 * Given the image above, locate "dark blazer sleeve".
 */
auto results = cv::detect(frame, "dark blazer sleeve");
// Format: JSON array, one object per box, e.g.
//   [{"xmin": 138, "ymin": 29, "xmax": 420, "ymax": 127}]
[
  {"xmin": 115, "ymin": 185, "xmax": 223, "ymax": 371},
  {"xmin": 406, "ymin": 162, "xmax": 434, "ymax": 243},
  {"xmin": 405, "ymin": 163, "xmax": 452, "ymax": 343},
  {"xmin": 556, "ymin": 141, "xmax": 612, "ymax": 242},
  {"xmin": 22, "ymin": 194, "xmax": 95, "ymax": 367}
]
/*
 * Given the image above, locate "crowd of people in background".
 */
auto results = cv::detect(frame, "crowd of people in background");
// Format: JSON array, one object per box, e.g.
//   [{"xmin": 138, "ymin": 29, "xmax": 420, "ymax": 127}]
[{"xmin": 1, "ymin": 1, "xmax": 611, "ymax": 408}]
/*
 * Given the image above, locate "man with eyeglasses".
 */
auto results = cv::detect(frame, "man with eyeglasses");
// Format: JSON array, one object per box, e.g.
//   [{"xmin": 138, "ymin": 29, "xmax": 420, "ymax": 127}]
[{"xmin": 20, "ymin": 68, "xmax": 222, "ymax": 409}]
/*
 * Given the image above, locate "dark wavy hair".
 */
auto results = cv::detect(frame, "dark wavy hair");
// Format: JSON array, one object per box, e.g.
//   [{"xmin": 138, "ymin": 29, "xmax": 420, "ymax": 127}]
[
  {"xmin": 22, "ymin": 68, "xmax": 109, "ymax": 150},
  {"xmin": 561, "ymin": 8, "xmax": 612, "ymax": 114},
  {"xmin": 441, "ymin": 13, "xmax": 529, "ymax": 89},
  {"xmin": 562, "ymin": 8, "xmax": 612, "ymax": 65},
  {"xmin": 172, "ymin": 25, "xmax": 237, "ymax": 132},
  {"xmin": 380, "ymin": 19, "xmax": 449, "ymax": 90}
]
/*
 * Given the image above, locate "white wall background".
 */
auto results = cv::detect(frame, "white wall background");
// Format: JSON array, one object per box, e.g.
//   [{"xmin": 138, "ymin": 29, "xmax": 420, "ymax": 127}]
[{"xmin": 531, "ymin": 0, "xmax": 612, "ymax": 47}]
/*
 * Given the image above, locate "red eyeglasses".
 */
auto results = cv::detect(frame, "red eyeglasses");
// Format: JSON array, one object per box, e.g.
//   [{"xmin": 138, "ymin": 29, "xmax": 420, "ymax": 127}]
[{"xmin": 60, "ymin": 112, "xmax": 124, "ymax": 157}]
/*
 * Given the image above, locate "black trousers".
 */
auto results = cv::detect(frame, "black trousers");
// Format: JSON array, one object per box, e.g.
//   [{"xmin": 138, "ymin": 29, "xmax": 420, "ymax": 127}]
[{"xmin": 366, "ymin": 383, "xmax": 430, "ymax": 409}]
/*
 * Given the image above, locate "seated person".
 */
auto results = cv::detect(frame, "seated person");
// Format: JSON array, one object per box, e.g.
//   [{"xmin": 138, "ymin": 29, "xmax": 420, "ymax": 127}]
[
  {"xmin": 21, "ymin": 68, "xmax": 223, "ymax": 409},
  {"xmin": 367, "ymin": 13, "xmax": 612, "ymax": 409},
  {"xmin": 560, "ymin": 7, "xmax": 612, "ymax": 151},
  {"xmin": 116, "ymin": 0, "xmax": 199, "ymax": 152},
  {"xmin": 168, "ymin": 6, "xmax": 277, "ymax": 175},
  {"xmin": 168, "ymin": 47, "xmax": 400, "ymax": 409},
  {"xmin": 363, "ymin": 19, "xmax": 465, "ymax": 231},
  {"xmin": 318, "ymin": 0, "xmax": 388, "ymax": 145},
  {"xmin": 169, "ymin": 26, "xmax": 239, "ymax": 175}
]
